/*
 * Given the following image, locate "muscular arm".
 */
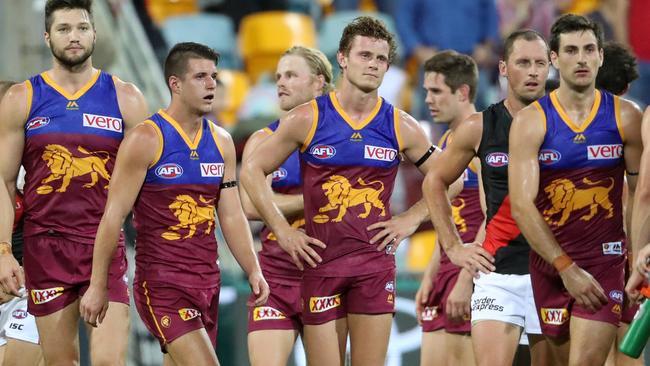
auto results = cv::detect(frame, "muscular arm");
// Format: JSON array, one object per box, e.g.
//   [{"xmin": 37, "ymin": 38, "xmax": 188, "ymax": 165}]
[
  {"xmin": 81, "ymin": 122, "xmax": 158, "ymax": 325},
  {"xmin": 240, "ymin": 103, "xmax": 325, "ymax": 269},
  {"xmin": 90, "ymin": 124, "xmax": 158, "ymax": 289},
  {"xmin": 0, "ymin": 83, "xmax": 30, "ymax": 295},
  {"xmin": 239, "ymin": 129, "xmax": 303, "ymax": 221},
  {"xmin": 114, "ymin": 78, "xmax": 149, "ymax": 132},
  {"xmin": 216, "ymin": 127, "xmax": 269, "ymax": 305},
  {"xmin": 422, "ymin": 113, "xmax": 494, "ymax": 273},
  {"xmin": 509, "ymin": 105, "xmax": 608, "ymax": 311}
]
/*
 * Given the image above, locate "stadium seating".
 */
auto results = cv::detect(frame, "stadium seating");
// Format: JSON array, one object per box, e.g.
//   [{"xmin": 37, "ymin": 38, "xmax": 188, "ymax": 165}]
[
  {"xmin": 239, "ymin": 11, "xmax": 317, "ymax": 83},
  {"xmin": 161, "ymin": 14, "xmax": 239, "ymax": 69},
  {"xmin": 217, "ymin": 69, "xmax": 251, "ymax": 127},
  {"xmin": 146, "ymin": 0, "xmax": 199, "ymax": 25}
]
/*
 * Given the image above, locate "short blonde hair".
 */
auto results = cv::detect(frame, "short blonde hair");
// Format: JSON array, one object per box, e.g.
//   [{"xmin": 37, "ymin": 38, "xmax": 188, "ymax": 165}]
[{"xmin": 283, "ymin": 46, "xmax": 334, "ymax": 95}]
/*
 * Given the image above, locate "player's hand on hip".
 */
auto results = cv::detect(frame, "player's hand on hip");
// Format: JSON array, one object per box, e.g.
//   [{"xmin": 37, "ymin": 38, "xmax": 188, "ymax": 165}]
[
  {"xmin": 276, "ymin": 227, "xmax": 325, "ymax": 271},
  {"xmin": 446, "ymin": 242, "xmax": 495, "ymax": 277},
  {"xmin": 247, "ymin": 269, "xmax": 270, "ymax": 306},
  {"xmin": 446, "ymin": 272, "xmax": 473, "ymax": 323},
  {"xmin": 0, "ymin": 252, "xmax": 24, "ymax": 297},
  {"xmin": 559, "ymin": 263, "xmax": 608, "ymax": 312},
  {"xmin": 415, "ymin": 279, "xmax": 434, "ymax": 325},
  {"xmin": 367, "ymin": 214, "xmax": 419, "ymax": 253},
  {"xmin": 625, "ymin": 269, "xmax": 645, "ymax": 303},
  {"xmin": 79, "ymin": 284, "xmax": 109, "ymax": 327}
]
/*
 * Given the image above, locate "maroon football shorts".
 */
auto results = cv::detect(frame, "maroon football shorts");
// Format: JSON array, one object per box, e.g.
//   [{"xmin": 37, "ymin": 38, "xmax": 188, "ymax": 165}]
[
  {"xmin": 301, "ymin": 268, "xmax": 396, "ymax": 325},
  {"xmin": 24, "ymin": 234, "xmax": 128, "ymax": 316},
  {"xmin": 133, "ymin": 280, "xmax": 220, "ymax": 351},
  {"xmin": 421, "ymin": 269, "xmax": 471, "ymax": 333},
  {"xmin": 248, "ymin": 278, "xmax": 302, "ymax": 333},
  {"xmin": 530, "ymin": 255, "xmax": 625, "ymax": 337}
]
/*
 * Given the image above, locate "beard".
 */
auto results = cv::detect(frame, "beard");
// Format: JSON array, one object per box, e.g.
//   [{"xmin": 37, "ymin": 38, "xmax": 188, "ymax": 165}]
[{"xmin": 50, "ymin": 41, "xmax": 94, "ymax": 69}]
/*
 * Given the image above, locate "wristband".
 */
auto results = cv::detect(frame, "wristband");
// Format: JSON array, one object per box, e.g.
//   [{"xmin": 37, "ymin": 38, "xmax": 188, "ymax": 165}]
[{"xmin": 552, "ymin": 253, "xmax": 573, "ymax": 272}]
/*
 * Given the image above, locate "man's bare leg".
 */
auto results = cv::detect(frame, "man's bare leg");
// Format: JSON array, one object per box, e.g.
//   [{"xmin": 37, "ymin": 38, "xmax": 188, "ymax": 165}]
[
  {"xmin": 34, "ymin": 300, "xmax": 80, "ymax": 366},
  {"xmin": 165, "ymin": 328, "xmax": 219, "ymax": 366},
  {"xmin": 85, "ymin": 302, "xmax": 129, "ymax": 366},
  {"xmin": 348, "ymin": 313, "xmax": 392, "ymax": 366},
  {"xmin": 472, "ymin": 320, "xmax": 520, "ymax": 366},
  {"xmin": 304, "ymin": 318, "xmax": 348, "ymax": 366},
  {"xmin": 248, "ymin": 329, "xmax": 299, "ymax": 366}
]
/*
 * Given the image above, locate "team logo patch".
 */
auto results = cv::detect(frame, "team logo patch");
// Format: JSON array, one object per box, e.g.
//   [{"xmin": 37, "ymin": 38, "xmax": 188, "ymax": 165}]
[
  {"xmin": 364, "ymin": 145, "xmax": 398, "ymax": 162},
  {"xmin": 422, "ymin": 306, "xmax": 438, "ymax": 321},
  {"xmin": 253, "ymin": 306, "xmax": 286, "ymax": 321},
  {"xmin": 309, "ymin": 294, "xmax": 341, "ymax": 313},
  {"xmin": 35, "ymin": 144, "xmax": 111, "ymax": 195},
  {"xmin": 190, "ymin": 150, "xmax": 199, "ymax": 160},
  {"xmin": 387, "ymin": 293, "xmax": 394, "ymax": 304},
  {"xmin": 609, "ymin": 290, "xmax": 623, "ymax": 303},
  {"xmin": 155, "ymin": 163, "xmax": 183, "ymax": 179},
  {"xmin": 540, "ymin": 308, "xmax": 568, "ymax": 325},
  {"xmin": 602, "ymin": 241, "xmax": 623, "ymax": 255},
  {"xmin": 385, "ymin": 281, "xmax": 395, "ymax": 293},
  {"xmin": 350, "ymin": 132, "xmax": 363, "ymax": 142},
  {"xmin": 452, "ymin": 198, "xmax": 468, "ymax": 233},
  {"xmin": 31, "ymin": 287, "xmax": 64, "ymax": 305},
  {"xmin": 587, "ymin": 144, "xmax": 623, "ymax": 160},
  {"xmin": 542, "ymin": 178, "xmax": 615, "ymax": 227},
  {"xmin": 612, "ymin": 304, "xmax": 622, "ymax": 315},
  {"xmin": 272, "ymin": 167, "xmax": 288, "ymax": 182},
  {"xmin": 539, "ymin": 149, "xmax": 561, "ymax": 165},
  {"xmin": 161, "ymin": 315, "xmax": 171, "ymax": 328},
  {"xmin": 12, "ymin": 310, "xmax": 27, "ymax": 319},
  {"xmin": 178, "ymin": 308, "xmax": 201, "ymax": 321},
  {"xmin": 82, "ymin": 113, "xmax": 123, "ymax": 133},
  {"xmin": 162, "ymin": 195, "xmax": 215, "ymax": 240},
  {"xmin": 26, "ymin": 116, "xmax": 50, "ymax": 130},
  {"xmin": 200, "ymin": 163, "xmax": 224, "ymax": 177},
  {"xmin": 472, "ymin": 297, "xmax": 504, "ymax": 312},
  {"xmin": 310, "ymin": 145, "xmax": 336, "ymax": 159},
  {"xmin": 485, "ymin": 152, "xmax": 508, "ymax": 167},
  {"xmin": 314, "ymin": 175, "xmax": 386, "ymax": 223}
]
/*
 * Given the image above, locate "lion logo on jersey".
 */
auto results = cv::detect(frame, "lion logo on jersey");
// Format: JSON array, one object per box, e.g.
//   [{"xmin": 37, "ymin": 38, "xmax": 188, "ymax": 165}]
[
  {"xmin": 451, "ymin": 198, "xmax": 467, "ymax": 233},
  {"xmin": 162, "ymin": 195, "xmax": 215, "ymax": 240},
  {"xmin": 314, "ymin": 175, "xmax": 386, "ymax": 223},
  {"xmin": 36, "ymin": 144, "xmax": 110, "ymax": 194},
  {"xmin": 542, "ymin": 177, "xmax": 615, "ymax": 227}
]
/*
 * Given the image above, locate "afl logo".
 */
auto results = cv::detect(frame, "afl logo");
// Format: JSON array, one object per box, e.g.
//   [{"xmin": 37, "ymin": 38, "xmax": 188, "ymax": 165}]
[
  {"xmin": 310, "ymin": 145, "xmax": 336, "ymax": 159},
  {"xmin": 26, "ymin": 117, "xmax": 50, "ymax": 130},
  {"xmin": 539, "ymin": 149, "xmax": 561, "ymax": 165},
  {"xmin": 12, "ymin": 310, "xmax": 27, "ymax": 319},
  {"xmin": 485, "ymin": 152, "xmax": 509, "ymax": 167},
  {"xmin": 155, "ymin": 163, "xmax": 183, "ymax": 179},
  {"xmin": 272, "ymin": 168, "xmax": 288, "ymax": 182}
]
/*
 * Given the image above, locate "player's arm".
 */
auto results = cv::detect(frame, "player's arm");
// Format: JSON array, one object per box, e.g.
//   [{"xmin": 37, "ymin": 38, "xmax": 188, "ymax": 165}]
[
  {"xmin": 509, "ymin": 105, "xmax": 607, "ymax": 311},
  {"xmin": 422, "ymin": 113, "xmax": 494, "ymax": 275},
  {"xmin": 239, "ymin": 129, "xmax": 303, "ymax": 221},
  {"xmin": 80, "ymin": 122, "xmax": 159, "ymax": 326},
  {"xmin": 415, "ymin": 240, "xmax": 441, "ymax": 324},
  {"xmin": 215, "ymin": 126, "xmax": 269, "ymax": 306},
  {"xmin": 114, "ymin": 77, "xmax": 149, "ymax": 131},
  {"xmin": 0, "ymin": 83, "xmax": 30, "ymax": 296},
  {"xmin": 620, "ymin": 103, "xmax": 647, "ymax": 300},
  {"xmin": 240, "ymin": 103, "xmax": 325, "ymax": 270},
  {"xmin": 367, "ymin": 110, "xmax": 465, "ymax": 251}
]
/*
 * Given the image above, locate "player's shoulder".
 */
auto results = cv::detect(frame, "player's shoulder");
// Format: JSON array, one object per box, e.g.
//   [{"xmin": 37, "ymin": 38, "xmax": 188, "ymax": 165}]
[{"xmin": 112, "ymin": 75, "xmax": 145, "ymax": 100}]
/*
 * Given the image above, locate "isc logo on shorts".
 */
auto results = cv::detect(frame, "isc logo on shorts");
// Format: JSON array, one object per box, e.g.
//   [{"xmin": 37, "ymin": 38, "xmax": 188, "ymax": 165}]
[
  {"xmin": 309, "ymin": 294, "xmax": 341, "ymax": 313},
  {"xmin": 200, "ymin": 163, "xmax": 224, "ymax": 177},
  {"xmin": 602, "ymin": 241, "xmax": 623, "ymax": 255},
  {"xmin": 30, "ymin": 287, "xmax": 64, "ymax": 305},
  {"xmin": 421, "ymin": 306, "xmax": 438, "ymax": 321},
  {"xmin": 253, "ymin": 306, "xmax": 286, "ymax": 321},
  {"xmin": 178, "ymin": 308, "xmax": 201, "ymax": 321},
  {"xmin": 83, "ymin": 113, "xmax": 123, "ymax": 133},
  {"xmin": 364, "ymin": 145, "xmax": 397, "ymax": 162},
  {"xmin": 540, "ymin": 308, "xmax": 568, "ymax": 325},
  {"xmin": 587, "ymin": 144, "xmax": 623, "ymax": 160}
]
